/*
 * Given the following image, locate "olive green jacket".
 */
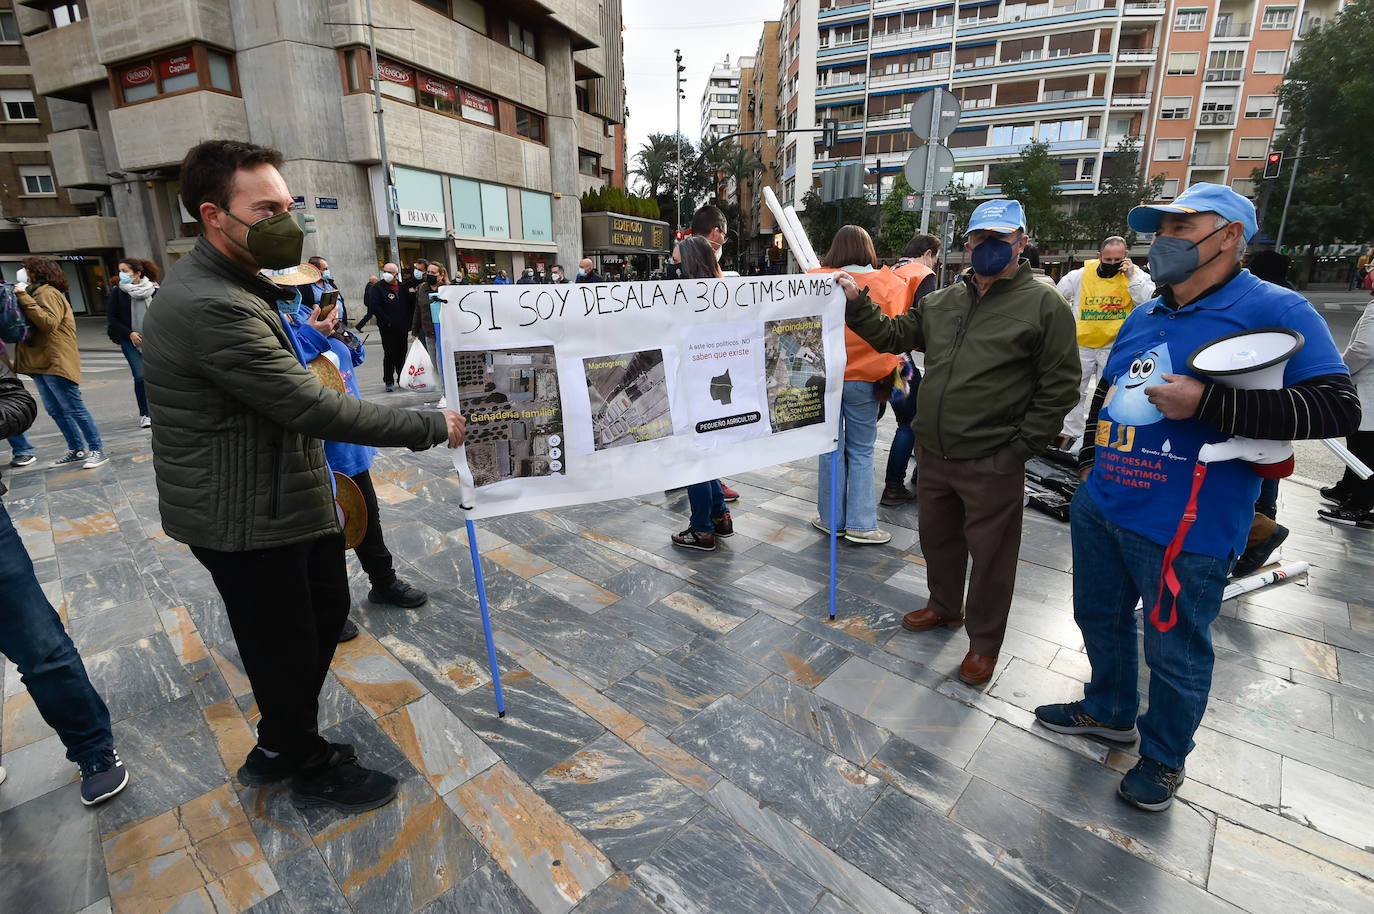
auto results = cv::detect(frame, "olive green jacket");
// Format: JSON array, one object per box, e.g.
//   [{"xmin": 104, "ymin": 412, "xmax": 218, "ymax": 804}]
[
  {"xmin": 142, "ymin": 237, "xmax": 447, "ymax": 551},
  {"xmin": 845, "ymin": 261, "xmax": 1080, "ymax": 461}
]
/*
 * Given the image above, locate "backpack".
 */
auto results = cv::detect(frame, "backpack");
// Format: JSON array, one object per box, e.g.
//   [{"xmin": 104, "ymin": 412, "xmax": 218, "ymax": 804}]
[{"xmin": 0, "ymin": 283, "xmax": 30, "ymax": 345}]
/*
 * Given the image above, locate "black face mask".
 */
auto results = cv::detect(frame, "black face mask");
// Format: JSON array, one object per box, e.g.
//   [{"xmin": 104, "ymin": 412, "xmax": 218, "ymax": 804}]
[{"xmin": 1097, "ymin": 261, "xmax": 1122, "ymax": 279}]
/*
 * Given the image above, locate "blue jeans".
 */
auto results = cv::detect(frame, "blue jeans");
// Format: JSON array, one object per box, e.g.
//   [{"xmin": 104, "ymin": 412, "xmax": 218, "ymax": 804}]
[
  {"xmin": 0, "ymin": 500, "xmax": 113, "ymax": 765},
  {"xmin": 817, "ymin": 380, "xmax": 881, "ymax": 532},
  {"xmin": 1255, "ymin": 477, "xmax": 1279, "ymax": 519},
  {"xmin": 31, "ymin": 373, "xmax": 102, "ymax": 452},
  {"xmin": 1071, "ymin": 486, "xmax": 1231, "ymax": 769},
  {"xmin": 120, "ymin": 338, "xmax": 148, "ymax": 416},
  {"xmin": 8, "ymin": 432, "xmax": 33, "ymax": 457},
  {"xmin": 687, "ymin": 480, "xmax": 725, "ymax": 533},
  {"xmin": 883, "ymin": 372, "xmax": 921, "ymax": 487}
]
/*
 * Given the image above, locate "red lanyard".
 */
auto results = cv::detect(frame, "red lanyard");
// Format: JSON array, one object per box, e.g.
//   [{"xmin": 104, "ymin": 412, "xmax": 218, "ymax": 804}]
[{"xmin": 1151, "ymin": 461, "xmax": 1209, "ymax": 633}]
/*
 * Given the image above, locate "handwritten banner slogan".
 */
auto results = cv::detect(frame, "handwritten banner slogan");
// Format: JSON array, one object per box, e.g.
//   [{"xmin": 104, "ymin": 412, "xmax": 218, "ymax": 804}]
[{"xmin": 436, "ymin": 275, "xmax": 849, "ymax": 520}]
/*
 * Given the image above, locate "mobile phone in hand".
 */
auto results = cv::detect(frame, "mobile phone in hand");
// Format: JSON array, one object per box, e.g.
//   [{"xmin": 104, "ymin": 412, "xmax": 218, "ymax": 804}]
[{"xmin": 318, "ymin": 289, "xmax": 339, "ymax": 319}]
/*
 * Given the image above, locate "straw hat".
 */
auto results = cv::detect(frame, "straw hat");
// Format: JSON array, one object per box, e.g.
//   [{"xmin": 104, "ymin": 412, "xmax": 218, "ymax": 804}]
[{"xmin": 260, "ymin": 262, "xmax": 321, "ymax": 286}]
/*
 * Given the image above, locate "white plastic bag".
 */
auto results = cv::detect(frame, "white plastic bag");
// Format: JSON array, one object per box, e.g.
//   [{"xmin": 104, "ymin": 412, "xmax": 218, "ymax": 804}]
[{"xmin": 402, "ymin": 338, "xmax": 437, "ymax": 392}]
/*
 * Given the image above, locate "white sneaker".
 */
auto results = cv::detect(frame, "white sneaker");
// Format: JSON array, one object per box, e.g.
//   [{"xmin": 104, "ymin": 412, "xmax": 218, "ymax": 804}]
[
  {"xmin": 436, "ymin": 396, "xmax": 448, "ymax": 409},
  {"xmin": 139, "ymin": 415, "xmax": 151, "ymax": 429},
  {"xmin": 811, "ymin": 514, "xmax": 844, "ymax": 536},
  {"xmin": 82, "ymin": 449, "xmax": 109, "ymax": 469},
  {"xmin": 0, "ymin": 765, "xmax": 7, "ymax": 787},
  {"xmin": 844, "ymin": 528, "xmax": 892, "ymax": 545}
]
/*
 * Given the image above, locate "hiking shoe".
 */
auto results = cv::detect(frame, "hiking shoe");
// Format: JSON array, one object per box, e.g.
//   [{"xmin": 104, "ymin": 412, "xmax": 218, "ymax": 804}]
[
  {"xmin": 1034, "ymin": 701, "xmax": 1138, "ymax": 743},
  {"xmin": 337, "ymin": 618, "xmax": 360, "ymax": 642},
  {"xmin": 671, "ymin": 528, "xmax": 716, "ymax": 551},
  {"xmin": 139, "ymin": 415, "xmax": 151, "ymax": 429},
  {"xmin": 238, "ymin": 742, "xmax": 357, "ymax": 787},
  {"xmin": 811, "ymin": 515, "xmax": 844, "ymax": 536},
  {"xmin": 880, "ymin": 485, "xmax": 917, "ymax": 506},
  {"xmin": 82, "ymin": 449, "xmax": 109, "ymax": 469},
  {"xmin": 1118, "ymin": 758, "xmax": 1185, "ymax": 812},
  {"xmin": 289, "ymin": 745, "xmax": 398, "ymax": 813},
  {"xmin": 1318, "ymin": 505, "xmax": 1374, "ymax": 529},
  {"xmin": 79, "ymin": 749, "xmax": 129, "ymax": 806},
  {"xmin": 844, "ymin": 528, "xmax": 892, "ymax": 545},
  {"xmin": 51, "ymin": 449, "xmax": 85, "ymax": 467},
  {"xmin": 1319, "ymin": 485, "xmax": 1351, "ymax": 506},
  {"xmin": 720, "ymin": 482, "xmax": 740, "ymax": 502},
  {"xmin": 385, "ymin": 383, "xmax": 394, "ymax": 392},
  {"xmin": 368, "ymin": 578, "xmax": 428, "ymax": 608},
  {"xmin": 712, "ymin": 511, "xmax": 734, "ymax": 537},
  {"xmin": 1233, "ymin": 524, "xmax": 1289, "ymax": 577},
  {"xmin": 8, "ymin": 453, "xmax": 34, "ymax": 467}
]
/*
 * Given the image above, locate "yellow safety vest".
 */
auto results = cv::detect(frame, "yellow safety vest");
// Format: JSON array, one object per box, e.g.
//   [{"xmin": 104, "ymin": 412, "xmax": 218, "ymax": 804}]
[{"xmin": 1076, "ymin": 260, "xmax": 1135, "ymax": 348}]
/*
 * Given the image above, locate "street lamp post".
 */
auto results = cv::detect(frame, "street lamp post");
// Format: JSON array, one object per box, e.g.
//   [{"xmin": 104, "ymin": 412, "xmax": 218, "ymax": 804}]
[{"xmin": 675, "ymin": 50, "xmax": 685, "ymax": 235}]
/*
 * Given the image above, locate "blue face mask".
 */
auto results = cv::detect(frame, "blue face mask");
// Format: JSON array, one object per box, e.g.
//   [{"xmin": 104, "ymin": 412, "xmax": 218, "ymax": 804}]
[
  {"xmin": 119, "ymin": 271, "xmax": 133, "ymax": 285},
  {"xmin": 276, "ymin": 287, "xmax": 303, "ymax": 313},
  {"xmin": 1147, "ymin": 224, "xmax": 1227, "ymax": 286},
  {"xmin": 970, "ymin": 237, "xmax": 1016, "ymax": 277},
  {"xmin": 321, "ymin": 269, "xmax": 331, "ymax": 281}
]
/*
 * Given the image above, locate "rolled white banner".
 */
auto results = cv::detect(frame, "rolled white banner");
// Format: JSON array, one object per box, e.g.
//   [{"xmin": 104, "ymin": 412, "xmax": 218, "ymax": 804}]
[
  {"xmin": 783, "ymin": 204, "xmax": 822, "ymax": 271},
  {"xmin": 1221, "ymin": 561, "xmax": 1309, "ymax": 601},
  {"xmin": 1321, "ymin": 437, "xmax": 1373, "ymax": 480}
]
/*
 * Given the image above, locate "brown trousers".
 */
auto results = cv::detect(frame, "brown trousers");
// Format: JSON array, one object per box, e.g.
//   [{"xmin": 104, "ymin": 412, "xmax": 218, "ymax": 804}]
[{"xmin": 914, "ymin": 443, "xmax": 1026, "ymax": 657}]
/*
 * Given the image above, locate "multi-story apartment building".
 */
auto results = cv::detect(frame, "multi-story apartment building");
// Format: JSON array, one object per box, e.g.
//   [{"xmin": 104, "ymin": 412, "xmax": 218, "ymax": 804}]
[
  {"xmin": 19, "ymin": 0, "xmax": 624, "ymax": 299},
  {"xmin": 700, "ymin": 56, "xmax": 743, "ymax": 142},
  {"xmin": 1144, "ymin": 0, "xmax": 1343, "ymax": 209},
  {"xmin": 738, "ymin": 21, "xmax": 782, "ymax": 272}
]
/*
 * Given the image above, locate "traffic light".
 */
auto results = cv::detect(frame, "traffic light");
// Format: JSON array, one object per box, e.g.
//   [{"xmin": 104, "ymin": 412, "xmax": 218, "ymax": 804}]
[
  {"xmin": 1263, "ymin": 151, "xmax": 1283, "ymax": 179},
  {"xmin": 676, "ymin": 49, "xmax": 686, "ymax": 101},
  {"xmin": 295, "ymin": 212, "xmax": 317, "ymax": 234},
  {"xmin": 822, "ymin": 118, "xmax": 839, "ymax": 151},
  {"xmin": 674, "ymin": 230, "xmax": 684, "ymax": 241}
]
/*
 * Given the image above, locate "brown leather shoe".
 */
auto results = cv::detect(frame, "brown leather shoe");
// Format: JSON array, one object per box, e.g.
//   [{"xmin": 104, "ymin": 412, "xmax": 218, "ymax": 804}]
[
  {"xmin": 902, "ymin": 608, "xmax": 964, "ymax": 632},
  {"xmin": 880, "ymin": 485, "xmax": 918, "ymax": 506},
  {"xmin": 958, "ymin": 652, "xmax": 998, "ymax": 685}
]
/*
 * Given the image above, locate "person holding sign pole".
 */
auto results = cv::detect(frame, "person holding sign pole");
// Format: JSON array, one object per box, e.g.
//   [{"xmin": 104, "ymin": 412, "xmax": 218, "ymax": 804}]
[
  {"xmin": 839, "ymin": 199, "xmax": 1080, "ymax": 685},
  {"xmin": 670, "ymin": 236, "xmax": 736, "ymax": 551}
]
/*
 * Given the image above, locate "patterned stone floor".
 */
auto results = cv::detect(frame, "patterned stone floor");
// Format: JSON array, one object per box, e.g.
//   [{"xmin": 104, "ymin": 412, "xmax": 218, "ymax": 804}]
[{"xmin": 3, "ymin": 386, "xmax": 1374, "ymax": 914}]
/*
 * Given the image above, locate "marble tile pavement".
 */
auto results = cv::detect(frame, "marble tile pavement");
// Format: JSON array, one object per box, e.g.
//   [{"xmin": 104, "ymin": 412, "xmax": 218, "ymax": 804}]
[{"xmin": 3, "ymin": 396, "xmax": 1374, "ymax": 914}]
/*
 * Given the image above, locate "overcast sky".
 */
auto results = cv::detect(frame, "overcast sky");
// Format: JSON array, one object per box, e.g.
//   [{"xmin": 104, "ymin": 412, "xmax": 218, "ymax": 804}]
[{"xmin": 622, "ymin": 0, "xmax": 782, "ymax": 190}]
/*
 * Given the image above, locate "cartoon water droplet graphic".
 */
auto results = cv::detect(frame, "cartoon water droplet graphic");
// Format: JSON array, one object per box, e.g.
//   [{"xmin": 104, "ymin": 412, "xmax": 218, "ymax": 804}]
[
  {"xmin": 1162, "ymin": 439, "xmax": 1172, "ymax": 454},
  {"xmin": 1105, "ymin": 345, "xmax": 1171, "ymax": 427}
]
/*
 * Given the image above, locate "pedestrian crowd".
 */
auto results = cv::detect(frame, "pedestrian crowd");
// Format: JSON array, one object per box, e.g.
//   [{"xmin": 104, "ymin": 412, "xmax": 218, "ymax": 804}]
[{"xmin": 0, "ymin": 136, "xmax": 1368, "ymax": 827}]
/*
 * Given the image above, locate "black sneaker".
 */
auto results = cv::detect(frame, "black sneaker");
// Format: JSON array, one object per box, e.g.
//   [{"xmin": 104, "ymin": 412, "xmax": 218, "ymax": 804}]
[
  {"xmin": 671, "ymin": 528, "xmax": 716, "ymax": 551},
  {"xmin": 1318, "ymin": 506, "xmax": 1374, "ymax": 529},
  {"xmin": 1034, "ymin": 701, "xmax": 1138, "ymax": 743},
  {"xmin": 1232, "ymin": 523, "xmax": 1289, "ymax": 578},
  {"xmin": 1118, "ymin": 757, "xmax": 1185, "ymax": 811},
  {"xmin": 289, "ymin": 745, "xmax": 398, "ymax": 813},
  {"xmin": 1319, "ymin": 485, "xmax": 1351, "ymax": 505},
  {"xmin": 79, "ymin": 749, "xmax": 130, "ymax": 806},
  {"xmin": 337, "ymin": 618, "xmax": 360, "ymax": 642},
  {"xmin": 8, "ymin": 453, "xmax": 35, "ymax": 468},
  {"xmin": 238, "ymin": 742, "xmax": 357, "ymax": 787},
  {"xmin": 367, "ymin": 578, "xmax": 428, "ymax": 608},
  {"xmin": 50, "ymin": 449, "xmax": 85, "ymax": 467}
]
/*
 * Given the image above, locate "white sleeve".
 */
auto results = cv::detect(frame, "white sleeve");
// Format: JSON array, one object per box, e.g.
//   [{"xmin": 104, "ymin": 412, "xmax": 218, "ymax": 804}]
[
  {"xmin": 1056, "ymin": 269, "xmax": 1083, "ymax": 314},
  {"xmin": 1126, "ymin": 268, "xmax": 1154, "ymax": 305}
]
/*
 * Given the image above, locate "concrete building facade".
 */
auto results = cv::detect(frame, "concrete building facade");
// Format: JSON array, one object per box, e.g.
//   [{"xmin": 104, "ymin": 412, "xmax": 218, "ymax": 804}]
[
  {"xmin": 699, "ymin": 55, "xmax": 743, "ymax": 142},
  {"xmin": 737, "ymin": 20, "xmax": 782, "ymax": 272},
  {"xmin": 19, "ymin": 0, "xmax": 624, "ymax": 300}
]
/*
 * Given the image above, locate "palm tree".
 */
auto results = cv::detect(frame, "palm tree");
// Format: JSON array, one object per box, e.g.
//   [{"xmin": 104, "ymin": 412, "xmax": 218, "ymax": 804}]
[{"xmin": 630, "ymin": 133, "xmax": 678, "ymax": 200}]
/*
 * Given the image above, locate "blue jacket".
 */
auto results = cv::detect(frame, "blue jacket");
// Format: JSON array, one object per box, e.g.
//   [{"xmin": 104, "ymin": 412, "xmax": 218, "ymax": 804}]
[{"xmin": 281, "ymin": 300, "xmax": 376, "ymax": 477}]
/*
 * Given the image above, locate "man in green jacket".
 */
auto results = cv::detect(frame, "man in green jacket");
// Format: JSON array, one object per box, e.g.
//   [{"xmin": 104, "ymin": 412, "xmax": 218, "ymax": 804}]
[
  {"xmin": 142, "ymin": 140, "xmax": 465, "ymax": 814},
  {"xmin": 842, "ymin": 199, "xmax": 1079, "ymax": 685}
]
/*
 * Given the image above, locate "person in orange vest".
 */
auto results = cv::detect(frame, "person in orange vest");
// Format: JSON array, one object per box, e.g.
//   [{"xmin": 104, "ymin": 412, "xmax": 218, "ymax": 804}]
[
  {"xmin": 1056, "ymin": 236, "xmax": 1153, "ymax": 452},
  {"xmin": 811, "ymin": 225, "xmax": 917, "ymax": 544},
  {"xmin": 882, "ymin": 234, "xmax": 941, "ymax": 504}
]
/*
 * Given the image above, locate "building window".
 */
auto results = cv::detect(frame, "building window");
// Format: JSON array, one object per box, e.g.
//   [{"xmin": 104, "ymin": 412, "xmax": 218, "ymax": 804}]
[
  {"xmin": 990, "ymin": 124, "xmax": 1034, "ymax": 146},
  {"xmin": 1154, "ymin": 138, "xmax": 1185, "ymax": 161},
  {"xmin": 1236, "ymin": 138, "xmax": 1269, "ymax": 159},
  {"xmin": 375, "ymin": 59, "xmax": 417, "ymax": 103},
  {"xmin": 578, "ymin": 150, "xmax": 600, "ymax": 175},
  {"xmin": 19, "ymin": 166, "xmax": 55, "ymax": 196},
  {"xmin": 1253, "ymin": 50, "xmax": 1286, "ymax": 74},
  {"xmin": 1244, "ymin": 95, "xmax": 1277, "ymax": 118},
  {"xmin": 419, "ymin": 74, "xmax": 456, "ymax": 114},
  {"xmin": 1039, "ymin": 119, "xmax": 1085, "ymax": 142},
  {"xmin": 1174, "ymin": 8, "xmax": 1206, "ymax": 31},
  {"xmin": 415, "ymin": 0, "xmax": 449, "ymax": 13},
  {"xmin": 1, "ymin": 90, "xmax": 37, "ymax": 121},
  {"xmin": 515, "ymin": 107, "xmax": 544, "ymax": 141},
  {"xmin": 452, "ymin": 0, "xmax": 486, "ymax": 32},
  {"xmin": 114, "ymin": 44, "xmax": 238, "ymax": 105},
  {"xmin": 1205, "ymin": 50, "xmax": 1245, "ymax": 81},
  {"xmin": 460, "ymin": 88, "xmax": 495, "ymax": 125},
  {"xmin": 1261, "ymin": 6, "xmax": 1294, "ymax": 30},
  {"xmin": 1160, "ymin": 97, "xmax": 1192, "ymax": 119},
  {"xmin": 1232, "ymin": 178, "xmax": 1257, "ymax": 197},
  {"xmin": 50, "ymin": 1, "xmax": 84, "ymax": 28},
  {"xmin": 1160, "ymin": 178, "xmax": 1180, "ymax": 199},
  {"xmin": 508, "ymin": 21, "xmax": 536, "ymax": 59},
  {"xmin": 1166, "ymin": 52, "xmax": 1199, "ymax": 76},
  {"xmin": 0, "ymin": 10, "xmax": 20, "ymax": 42}
]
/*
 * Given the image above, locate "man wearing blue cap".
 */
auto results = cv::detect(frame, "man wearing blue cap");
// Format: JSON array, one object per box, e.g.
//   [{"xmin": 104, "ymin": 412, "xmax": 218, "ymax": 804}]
[
  {"xmin": 842, "ymin": 198, "xmax": 1080, "ymax": 686},
  {"xmin": 1034, "ymin": 183, "xmax": 1359, "ymax": 811}
]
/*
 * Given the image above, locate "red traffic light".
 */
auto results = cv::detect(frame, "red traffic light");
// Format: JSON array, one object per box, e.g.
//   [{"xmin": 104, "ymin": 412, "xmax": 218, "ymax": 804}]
[
  {"xmin": 674, "ymin": 231, "xmax": 684, "ymax": 241},
  {"xmin": 1263, "ymin": 151, "xmax": 1283, "ymax": 179}
]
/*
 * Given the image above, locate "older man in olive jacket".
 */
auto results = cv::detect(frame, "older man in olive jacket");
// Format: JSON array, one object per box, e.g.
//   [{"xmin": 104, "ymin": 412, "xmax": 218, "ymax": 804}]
[{"xmin": 143, "ymin": 140, "xmax": 465, "ymax": 815}]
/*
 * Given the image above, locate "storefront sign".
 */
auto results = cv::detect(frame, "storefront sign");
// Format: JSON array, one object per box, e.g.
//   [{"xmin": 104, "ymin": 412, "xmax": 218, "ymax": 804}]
[
  {"xmin": 376, "ymin": 59, "xmax": 415, "ymax": 87},
  {"xmin": 461, "ymin": 89, "xmax": 496, "ymax": 126},
  {"xmin": 581, "ymin": 212, "xmax": 672, "ymax": 253},
  {"xmin": 400, "ymin": 208, "xmax": 443, "ymax": 228},
  {"xmin": 315, "ymin": 196, "xmax": 338, "ymax": 210},
  {"xmin": 159, "ymin": 53, "xmax": 195, "ymax": 79},
  {"xmin": 420, "ymin": 75, "xmax": 456, "ymax": 101},
  {"xmin": 290, "ymin": 195, "xmax": 306, "ymax": 211},
  {"xmin": 121, "ymin": 64, "xmax": 154, "ymax": 88}
]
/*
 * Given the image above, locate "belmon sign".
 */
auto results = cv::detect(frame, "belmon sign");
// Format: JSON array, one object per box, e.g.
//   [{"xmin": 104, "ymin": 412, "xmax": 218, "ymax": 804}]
[
  {"xmin": 581, "ymin": 212, "xmax": 671, "ymax": 254},
  {"xmin": 400, "ymin": 208, "xmax": 443, "ymax": 228}
]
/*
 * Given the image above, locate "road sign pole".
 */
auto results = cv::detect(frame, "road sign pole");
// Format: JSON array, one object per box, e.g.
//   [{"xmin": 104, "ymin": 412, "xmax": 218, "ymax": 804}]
[
  {"xmin": 919, "ymin": 95, "xmax": 941, "ymax": 234},
  {"xmin": 1276, "ymin": 132, "xmax": 1305, "ymax": 250}
]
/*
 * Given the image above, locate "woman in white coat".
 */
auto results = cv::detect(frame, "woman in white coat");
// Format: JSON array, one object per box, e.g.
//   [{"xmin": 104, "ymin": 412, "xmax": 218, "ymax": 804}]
[{"xmin": 1318, "ymin": 303, "xmax": 1374, "ymax": 526}]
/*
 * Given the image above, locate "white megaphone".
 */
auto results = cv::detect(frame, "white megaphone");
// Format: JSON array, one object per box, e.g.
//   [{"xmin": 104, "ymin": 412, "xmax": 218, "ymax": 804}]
[{"xmin": 1188, "ymin": 328, "xmax": 1303, "ymax": 477}]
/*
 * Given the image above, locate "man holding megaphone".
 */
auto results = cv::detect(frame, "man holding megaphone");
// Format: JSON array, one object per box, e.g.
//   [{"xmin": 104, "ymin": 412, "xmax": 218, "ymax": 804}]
[{"xmin": 1033, "ymin": 184, "xmax": 1360, "ymax": 812}]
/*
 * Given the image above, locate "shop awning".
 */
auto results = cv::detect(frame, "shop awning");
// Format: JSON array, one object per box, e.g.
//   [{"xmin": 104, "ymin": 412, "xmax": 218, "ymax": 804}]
[{"xmin": 448, "ymin": 234, "xmax": 559, "ymax": 253}]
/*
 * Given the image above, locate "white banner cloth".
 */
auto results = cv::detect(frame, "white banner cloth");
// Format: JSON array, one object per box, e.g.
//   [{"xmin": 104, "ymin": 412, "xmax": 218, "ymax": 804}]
[{"xmin": 436, "ymin": 274, "xmax": 849, "ymax": 519}]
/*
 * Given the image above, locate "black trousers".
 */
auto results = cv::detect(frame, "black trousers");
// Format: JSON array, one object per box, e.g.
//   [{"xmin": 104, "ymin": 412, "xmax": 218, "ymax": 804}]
[
  {"xmin": 1337, "ymin": 429, "xmax": 1374, "ymax": 510},
  {"xmin": 379, "ymin": 325, "xmax": 409, "ymax": 386},
  {"xmin": 191, "ymin": 534, "xmax": 349, "ymax": 762},
  {"xmin": 350, "ymin": 470, "xmax": 395, "ymax": 587}
]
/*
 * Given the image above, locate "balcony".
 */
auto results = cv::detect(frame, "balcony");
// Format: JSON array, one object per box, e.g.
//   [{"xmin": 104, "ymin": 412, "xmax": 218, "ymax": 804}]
[
  {"xmin": 870, "ymin": 25, "xmax": 953, "ymax": 51},
  {"xmin": 1203, "ymin": 69, "xmax": 1244, "ymax": 82},
  {"xmin": 1197, "ymin": 110, "xmax": 1237, "ymax": 127},
  {"xmin": 1213, "ymin": 22, "xmax": 1252, "ymax": 38},
  {"xmin": 1123, "ymin": 1, "xmax": 1166, "ymax": 12},
  {"xmin": 91, "ymin": 0, "xmax": 231, "ymax": 67},
  {"xmin": 818, "ymin": 38, "xmax": 869, "ymax": 59},
  {"xmin": 108, "ymin": 92, "xmax": 250, "ymax": 170},
  {"xmin": 26, "ymin": 19, "xmax": 104, "ymax": 99},
  {"xmin": 1110, "ymin": 93, "xmax": 1152, "ymax": 108},
  {"xmin": 819, "ymin": 0, "xmax": 871, "ymax": 17},
  {"xmin": 48, "ymin": 129, "xmax": 108, "ymax": 189},
  {"xmin": 866, "ymin": 110, "xmax": 910, "ymax": 129},
  {"xmin": 1189, "ymin": 153, "xmax": 1231, "ymax": 166},
  {"xmin": 24, "ymin": 217, "xmax": 122, "ymax": 254},
  {"xmin": 1117, "ymin": 47, "xmax": 1158, "ymax": 63},
  {"xmin": 868, "ymin": 68, "xmax": 946, "ymax": 91},
  {"xmin": 816, "ymin": 78, "xmax": 867, "ymax": 97}
]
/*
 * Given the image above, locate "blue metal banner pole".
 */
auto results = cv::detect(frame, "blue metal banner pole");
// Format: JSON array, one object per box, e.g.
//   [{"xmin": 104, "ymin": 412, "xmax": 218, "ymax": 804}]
[
  {"xmin": 829, "ymin": 446, "xmax": 840, "ymax": 620},
  {"xmin": 465, "ymin": 518, "xmax": 506, "ymax": 716}
]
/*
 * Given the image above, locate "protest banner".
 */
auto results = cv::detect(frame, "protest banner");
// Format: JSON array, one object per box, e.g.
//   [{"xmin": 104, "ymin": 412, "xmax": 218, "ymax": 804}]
[{"xmin": 436, "ymin": 274, "xmax": 849, "ymax": 520}]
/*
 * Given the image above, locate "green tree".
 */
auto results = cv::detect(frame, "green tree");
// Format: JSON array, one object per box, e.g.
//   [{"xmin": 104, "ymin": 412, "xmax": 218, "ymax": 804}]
[
  {"xmin": 876, "ymin": 173, "xmax": 918, "ymax": 257},
  {"xmin": 993, "ymin": 139, "xmax": 1069, "ymax": 244},
  {"xmin": 798, "ymin": 188, "xmax": 878, "ymax": 263},
  {"xmin": 629, "ymin": 133, "xmax": 677, "ymax": 200},
  {"xmin": 1074, "ymin": 135, "xmax": 1167, "ymax": 250}
]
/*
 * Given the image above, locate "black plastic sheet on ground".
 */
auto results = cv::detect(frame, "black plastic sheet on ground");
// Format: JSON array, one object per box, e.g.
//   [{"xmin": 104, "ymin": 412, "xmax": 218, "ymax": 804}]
[{"xmin": 1025, "ymin": 450, "xmax": 1081, "ymax": 523}]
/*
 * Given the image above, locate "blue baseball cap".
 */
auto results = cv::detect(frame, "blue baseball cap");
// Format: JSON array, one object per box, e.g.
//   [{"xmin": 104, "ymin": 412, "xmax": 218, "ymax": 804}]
[
  {"xmin": 967, "ymin": 199, "xmax": 1026, "ymax": 234},
  {"xmin": 1128, "ymin": 182, "xmax": 1258, "ymax": 241}
]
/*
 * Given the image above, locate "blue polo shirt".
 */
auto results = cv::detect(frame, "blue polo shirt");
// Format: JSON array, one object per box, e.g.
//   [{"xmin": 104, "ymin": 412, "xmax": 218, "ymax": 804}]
[{"xmin": 1086, "ymin": 269, "xmax": 1347, "ymax": 559}]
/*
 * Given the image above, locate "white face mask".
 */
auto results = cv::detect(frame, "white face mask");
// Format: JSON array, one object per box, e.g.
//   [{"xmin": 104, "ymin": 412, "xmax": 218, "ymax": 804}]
[
  {"xmin": 381, "ymin": 271, "xmax": 395, "ymax": 283},
  {"xmin": 15, "ymin": 267, "xmax": 27, "ymax": 285},
  {"xmin": 413, "ymin": 269, "xmax": 423, "ymax": 280}
]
